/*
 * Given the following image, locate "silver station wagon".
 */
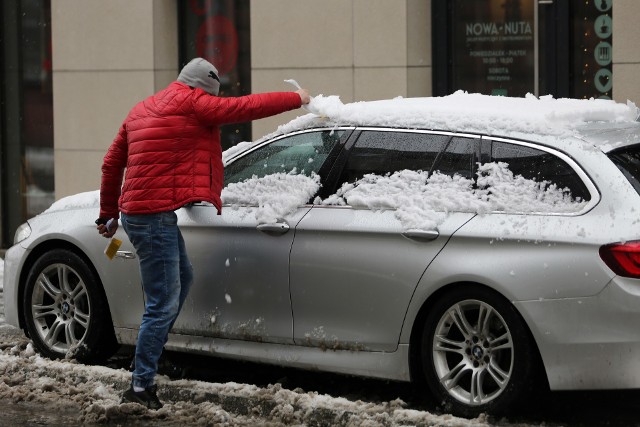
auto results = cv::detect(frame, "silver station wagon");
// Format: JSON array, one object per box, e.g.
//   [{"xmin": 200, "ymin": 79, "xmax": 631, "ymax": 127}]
[{"xmin": 4, "ymin": 92, "xmax": 640, "ymax": 417}]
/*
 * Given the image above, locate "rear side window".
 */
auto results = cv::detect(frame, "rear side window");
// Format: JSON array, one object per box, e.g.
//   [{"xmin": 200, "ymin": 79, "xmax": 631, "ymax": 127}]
[
  {"xmin": 338, "ymin": 131, "xmax": 449, "ymax": 184},
  {"xmin": 492, "ymin": 141, "xmax": 591, "ymax": 202},
  {"xmin": 608, "ymin": 145, "xmax": 640, "ymax": 196}
]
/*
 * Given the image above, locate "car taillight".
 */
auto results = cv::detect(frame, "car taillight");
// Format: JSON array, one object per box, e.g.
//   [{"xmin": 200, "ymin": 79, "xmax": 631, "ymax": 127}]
[{"xmin": 599, "ymin": 241, "xmax": 640, "ymax": 279}]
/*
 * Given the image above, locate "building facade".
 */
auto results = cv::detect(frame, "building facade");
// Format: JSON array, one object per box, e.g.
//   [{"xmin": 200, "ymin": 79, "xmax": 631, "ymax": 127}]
[{"xmin": 0, "ymin": 0, "xmax": 638, "ymax": 247}]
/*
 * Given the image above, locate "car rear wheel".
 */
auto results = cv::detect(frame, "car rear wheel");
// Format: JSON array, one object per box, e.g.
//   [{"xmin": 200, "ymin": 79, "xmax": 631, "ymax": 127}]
[
  {"xmin": 421, "ymin": 286, "xmax": 537, "ymax": 417},
  {"xmin": 23, "ymin": 249, "xmax": 117, "ymax": 362}
]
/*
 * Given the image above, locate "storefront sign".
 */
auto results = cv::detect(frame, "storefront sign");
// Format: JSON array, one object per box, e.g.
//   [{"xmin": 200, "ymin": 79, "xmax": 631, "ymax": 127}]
[{"xmin": 450, "ymin": 0, "xmax": 534, "ymax": 97}]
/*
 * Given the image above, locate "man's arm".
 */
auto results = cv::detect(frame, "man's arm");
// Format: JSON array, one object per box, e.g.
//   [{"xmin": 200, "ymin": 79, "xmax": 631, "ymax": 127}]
[
  {"xmin": 99, "ymin": 124, "xmax": 128, "ymax": 221},
  {"xmin": 193, "ymin": 90, "xmax": 308, "ymax": 125}
]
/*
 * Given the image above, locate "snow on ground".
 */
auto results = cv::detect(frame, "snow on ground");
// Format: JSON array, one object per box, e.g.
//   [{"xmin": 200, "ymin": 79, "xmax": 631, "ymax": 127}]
[{"xmin": 0, "ymin": 344, "xmax": 500, "ymax": 426}]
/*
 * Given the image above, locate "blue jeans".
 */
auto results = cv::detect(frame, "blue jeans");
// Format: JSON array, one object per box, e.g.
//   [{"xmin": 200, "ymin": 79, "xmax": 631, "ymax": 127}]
[{"xmin": 121, "ymin": 211, "xmax": 193, "ymax": 389}]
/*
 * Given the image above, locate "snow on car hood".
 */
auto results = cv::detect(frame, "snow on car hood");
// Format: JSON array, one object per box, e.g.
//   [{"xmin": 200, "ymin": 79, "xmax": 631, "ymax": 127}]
[{"xmin": 42, "ymin": 190, "xmax": 100, "ymax": 214}]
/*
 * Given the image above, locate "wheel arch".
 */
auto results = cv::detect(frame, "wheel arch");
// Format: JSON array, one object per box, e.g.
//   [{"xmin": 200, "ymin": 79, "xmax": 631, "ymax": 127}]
[
  {"xmin": 407, "ymin": 281, "xmax": 549, "ymax": 390},
  {"xmin": 17, "ymin": 239, "xmax": 115, "ymax": 336}
]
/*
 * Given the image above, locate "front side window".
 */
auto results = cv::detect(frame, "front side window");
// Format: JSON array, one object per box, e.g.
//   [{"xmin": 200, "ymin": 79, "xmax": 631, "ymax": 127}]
[
  {"xmin": 224, "ymin": 130, "xmax": 344, "ymax": 186},
  {"xmin": 222, "ymin": 130, "xmax": 344, "ymax": 215}
]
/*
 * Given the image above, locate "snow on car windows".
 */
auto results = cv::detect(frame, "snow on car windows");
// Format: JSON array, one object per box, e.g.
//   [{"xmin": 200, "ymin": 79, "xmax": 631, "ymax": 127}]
[{"xmin": 220, "ymin": 162, "xmax": 587, "ymax": 231}]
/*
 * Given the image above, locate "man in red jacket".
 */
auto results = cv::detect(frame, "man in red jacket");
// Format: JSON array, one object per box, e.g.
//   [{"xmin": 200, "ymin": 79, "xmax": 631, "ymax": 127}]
[{"xmin": 96, "ymin": 57, "xmax": 310, "ymax": 409}]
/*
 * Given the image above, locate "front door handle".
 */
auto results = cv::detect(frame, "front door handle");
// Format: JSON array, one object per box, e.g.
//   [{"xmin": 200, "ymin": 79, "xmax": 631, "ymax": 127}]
[
  {"xmin": 114, "ymin": 251, "xmax": 136, "ymax": 259},
  {"xmin": 256, "ymin": 222, "xmax": 290, "ymax": 235},
  {"xmin": 402, "ymin": 229, "xmax": 439, "ymax": 241}
]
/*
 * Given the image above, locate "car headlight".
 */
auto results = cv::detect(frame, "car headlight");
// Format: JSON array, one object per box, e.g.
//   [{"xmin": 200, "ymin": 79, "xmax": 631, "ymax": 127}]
[{"xmin": 14, "ymin": 222, "xmax": 32, "ymax": 244}]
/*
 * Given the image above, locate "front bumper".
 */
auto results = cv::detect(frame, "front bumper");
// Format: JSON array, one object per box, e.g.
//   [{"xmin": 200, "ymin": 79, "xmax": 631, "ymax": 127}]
[
  {"xmin": 2, "ymin": 243, "xmax": 29, "ymax": 329},
  {"xmin": 516, "ymin": 276, "xmax": 640, "ymax": 390}
]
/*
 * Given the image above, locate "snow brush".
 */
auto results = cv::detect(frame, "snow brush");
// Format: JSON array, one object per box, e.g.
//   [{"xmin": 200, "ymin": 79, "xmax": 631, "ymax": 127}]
[{"xmin": 284, "ymin": 79, "xmax": 323, "ymax": 116}]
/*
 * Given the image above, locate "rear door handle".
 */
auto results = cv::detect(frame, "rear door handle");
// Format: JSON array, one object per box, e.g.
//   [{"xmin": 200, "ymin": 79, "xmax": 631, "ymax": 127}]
[
  {"xmin": 402, "ymin": 229, "xmax": 439, "ymax": 241},
  {"xmin": 256, "ymin": 222, "xmax": 290, "ymax": 234}
]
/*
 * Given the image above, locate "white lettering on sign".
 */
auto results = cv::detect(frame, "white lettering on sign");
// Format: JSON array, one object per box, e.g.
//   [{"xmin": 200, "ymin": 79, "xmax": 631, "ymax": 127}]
[
  {"xmin": 488, "ymin": 67, "xmax": 509, "ymax": 74},
  {"xmin": 466, "ymin": 22, "xmax": 499, "ymax": 36},
  {"xmin": 504, "ymin": 21, "xmax": 532, "ymax": 35},
  {"xmin": 466, "ymin": 21, "xmax": 532, "ymax": 36}
]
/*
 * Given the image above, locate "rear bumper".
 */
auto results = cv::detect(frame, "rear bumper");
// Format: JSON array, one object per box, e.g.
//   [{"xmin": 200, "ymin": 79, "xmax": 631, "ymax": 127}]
[{"xmin": 515, "ymin": 276, "xmax": 640, "ymax": 390}]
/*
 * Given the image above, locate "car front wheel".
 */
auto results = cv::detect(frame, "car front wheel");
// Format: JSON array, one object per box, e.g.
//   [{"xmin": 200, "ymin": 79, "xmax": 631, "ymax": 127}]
[
  {"xmin": 23, "ymin": 249, "xmax": 117, "ymax": 362},
  {"xmin": 421, "ymin": 286, "xmax": 538, "ymax": 417}
]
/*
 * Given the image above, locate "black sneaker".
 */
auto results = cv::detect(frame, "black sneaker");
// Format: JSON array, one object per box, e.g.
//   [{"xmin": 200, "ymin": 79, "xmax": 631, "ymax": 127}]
[{"xmin": 120, "ymin": 384, "xmax": 163, "ymax": 410}]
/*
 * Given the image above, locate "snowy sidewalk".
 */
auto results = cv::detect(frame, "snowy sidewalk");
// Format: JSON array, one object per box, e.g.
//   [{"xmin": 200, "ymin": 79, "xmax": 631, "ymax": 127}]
[
  {"xmin": 0, "ymin": 259, "xmax": 514, "ymax": 426},
  {"xmin": 0, "ymin": 340, "xmax": 493, "ymax": 426}
]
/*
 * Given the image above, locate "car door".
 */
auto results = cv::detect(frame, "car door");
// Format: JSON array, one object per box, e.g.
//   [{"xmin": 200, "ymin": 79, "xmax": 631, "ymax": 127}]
[
  {"xmin": 171, "ymin": 129, "xmax": 349, "ymax": 345},
  {"xmin": 432, "ymin": 137, "xmax": 604, "ymax": 301},
  {"xmin": 289, "ymin": 129, "xmax": 480, "ymax": 351}
]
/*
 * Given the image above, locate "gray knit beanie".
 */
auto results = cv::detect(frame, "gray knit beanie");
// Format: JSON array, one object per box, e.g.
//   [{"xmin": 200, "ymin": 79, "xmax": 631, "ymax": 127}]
[{"xmin": 177, "ymin": 58, "xmax": 220, "ymax": 96}]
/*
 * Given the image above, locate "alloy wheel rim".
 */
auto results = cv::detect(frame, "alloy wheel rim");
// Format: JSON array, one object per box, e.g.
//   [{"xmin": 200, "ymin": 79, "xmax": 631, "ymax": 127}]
[
  {"xmin": 30, "ymin": 263, "xmax": 91, "ymax": 354},
  {"xmin": 432, "ymin": 299, "xmax": 513, "ymax": 406}
]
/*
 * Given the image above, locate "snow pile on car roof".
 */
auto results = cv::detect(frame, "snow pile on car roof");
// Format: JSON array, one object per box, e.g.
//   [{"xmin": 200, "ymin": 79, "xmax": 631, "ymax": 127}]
[{"xmin": 270, "ymin": 91, "xmax": 639, "ymax": 141}]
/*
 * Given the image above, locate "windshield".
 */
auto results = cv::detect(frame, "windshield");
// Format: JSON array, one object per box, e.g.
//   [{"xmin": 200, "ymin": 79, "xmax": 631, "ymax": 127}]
[{"xmin": 608, "ymin": 145, "xmax": 640, "ymax": 196}]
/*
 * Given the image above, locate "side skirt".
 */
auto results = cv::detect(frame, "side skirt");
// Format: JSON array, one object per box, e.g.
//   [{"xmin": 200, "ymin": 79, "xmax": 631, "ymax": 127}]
[{"xmin": 115, "ymin": 327, "xmax": 411, "ymax": 382}]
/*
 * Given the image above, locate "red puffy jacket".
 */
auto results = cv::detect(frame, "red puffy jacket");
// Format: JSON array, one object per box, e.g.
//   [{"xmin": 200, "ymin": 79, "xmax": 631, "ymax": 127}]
[{"xmin": 99, "ymin": 82, "xmax": 302, "ymax": 219}]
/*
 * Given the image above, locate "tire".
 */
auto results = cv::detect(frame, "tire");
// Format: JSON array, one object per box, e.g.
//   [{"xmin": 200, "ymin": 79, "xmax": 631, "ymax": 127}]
[
  {"xmin": 421, "ymin": 286, "xmax": 537, "ymax": 418},
  {"xmin": 23, "ymin": 249, "xmax": 118, "ymax": 362}
]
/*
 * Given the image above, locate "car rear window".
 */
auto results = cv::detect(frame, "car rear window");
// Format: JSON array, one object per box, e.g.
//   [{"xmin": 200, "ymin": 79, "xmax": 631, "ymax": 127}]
[{"xmin": 608, "ymin": 145, "xmax": 640, "ymax": 196}]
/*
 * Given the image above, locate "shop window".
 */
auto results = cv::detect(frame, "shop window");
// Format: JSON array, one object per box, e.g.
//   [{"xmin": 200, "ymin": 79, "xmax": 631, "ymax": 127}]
[
  {"xmin": 179, "ymin": 0, "xmax": 251, "ymax": 151},
  {"xmin": 0, "ymin": 0, "xmax": 53, "ymax": 247},
  {"xmin": 433, "ymin": 0, "xmax": 613, "ymax": 99},
  {"xmin": 570, "ymin": 0, "xmax": 612, "ymax": 99}
]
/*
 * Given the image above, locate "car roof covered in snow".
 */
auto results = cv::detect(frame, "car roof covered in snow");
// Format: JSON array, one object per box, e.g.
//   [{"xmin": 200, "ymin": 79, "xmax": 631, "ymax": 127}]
[{"xmin": 224, "ymin": 91, "xmax": 640, "ymax": 161}]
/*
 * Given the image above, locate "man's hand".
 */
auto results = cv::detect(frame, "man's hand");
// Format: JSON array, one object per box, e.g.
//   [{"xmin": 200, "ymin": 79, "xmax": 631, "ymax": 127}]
[
  {"xmin": 96, "ymin": 218, "xmax": 118, "ymax": 238},
  {"xmin": 296, "ymin": 89, "xmax": 311, "ymax": 105}
]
